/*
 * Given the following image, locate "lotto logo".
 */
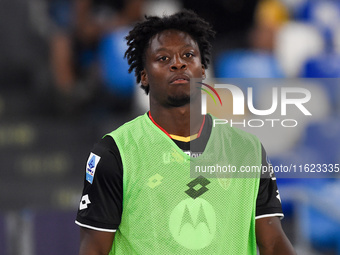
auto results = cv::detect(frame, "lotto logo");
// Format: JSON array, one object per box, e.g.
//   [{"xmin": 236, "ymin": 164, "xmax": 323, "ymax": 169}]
[
  {"xmin": 185, "ymin": 176, "xmax": 210, "ymax": 199},
  {"xmin": 147, "ymin": 174, "xmax": 164, "ymax": 188},
  {"xmin": 79, "ymin": 195, "xmax": 91, "ymax": 210}
]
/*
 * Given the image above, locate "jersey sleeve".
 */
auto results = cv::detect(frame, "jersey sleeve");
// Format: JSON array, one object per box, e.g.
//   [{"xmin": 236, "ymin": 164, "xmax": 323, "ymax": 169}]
[
  {"xmin": 255, "ymin": 144, "xmax": 284, "ymax": 219},
  {"xmin": 75, "ymin": 136, "xmax": 123, "ymax": 232}
]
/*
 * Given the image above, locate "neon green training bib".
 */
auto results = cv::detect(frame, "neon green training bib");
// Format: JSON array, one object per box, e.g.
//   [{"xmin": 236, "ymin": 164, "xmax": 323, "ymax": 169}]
[{"xmin": 107, "ymin": 113, "xmax": 261, "ymax": 254}]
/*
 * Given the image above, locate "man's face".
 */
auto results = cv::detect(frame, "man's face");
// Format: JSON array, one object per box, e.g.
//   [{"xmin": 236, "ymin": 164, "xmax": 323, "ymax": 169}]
[{"xmin": 141, "ymin": 29, "xmax": 205, "ymax": 107}]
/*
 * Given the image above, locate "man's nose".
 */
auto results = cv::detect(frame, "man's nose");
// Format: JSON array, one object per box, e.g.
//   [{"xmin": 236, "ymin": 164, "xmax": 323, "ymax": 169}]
[{"xmin": 170, "ymin": 56, "xmax": 187, "ymax": 71}]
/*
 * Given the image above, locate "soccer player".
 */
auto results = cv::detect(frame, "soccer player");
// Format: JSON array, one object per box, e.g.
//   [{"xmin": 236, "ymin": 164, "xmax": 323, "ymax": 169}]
[{"xmin": 76, "ymin": 10, "xmax": 296, "ymax": 255}]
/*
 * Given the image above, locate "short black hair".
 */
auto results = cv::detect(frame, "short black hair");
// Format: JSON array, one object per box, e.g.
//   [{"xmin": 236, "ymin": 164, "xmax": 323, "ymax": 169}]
[{"xmin": 124, "ymin": 9, "xmax": 215, "ymax": 94}]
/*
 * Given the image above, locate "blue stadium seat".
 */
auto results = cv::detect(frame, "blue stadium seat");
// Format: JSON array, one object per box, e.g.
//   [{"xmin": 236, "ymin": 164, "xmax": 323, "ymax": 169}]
[
  {"xmin": 270, "ymin": 146, "xmax": 330, "ymax": 216},
  {"xmin": 296, "ymin": 181, "xmax": 340, "ymax": 254},
  {"xmin": 290, "ymin": 117, "xmax": 340, "ymax": 252},
  {"xmin": 214, "ymin": 50, "xmax": 284, "ymax": 80},
  {"xmin": 270, "ymin": 116, "xmax": 340, "ymax": 215},
  {"xmin": 301, "ymin": 52, "xmax": 340, "ymax": 101},
  {"xmin": 302, "ymin": 53, "xmax": 340, "ymax": 78},
  {"xmin": 302, "ymin": 117, "xmax": 340, "ymax": 165},
  {"xmin": 297, "ymin": 0, "xmax": 340, "ymax": 32},
  {"xmin": 301, "ymin": 53, "xmax": 340, "ymax": 110},
  {"xmin": 275, "ymin": 21, "xmax": 325, "ymax": 78},
  {"xmin": 98, "ymin": 27, "xmax": 136, "ymax": 98}
]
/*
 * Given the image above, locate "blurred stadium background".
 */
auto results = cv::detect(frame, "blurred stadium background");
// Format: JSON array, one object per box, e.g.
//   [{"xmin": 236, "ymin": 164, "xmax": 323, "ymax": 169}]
[{"xmin": 0, "ymin": 0, "xmax": 340, "ymax": 254}]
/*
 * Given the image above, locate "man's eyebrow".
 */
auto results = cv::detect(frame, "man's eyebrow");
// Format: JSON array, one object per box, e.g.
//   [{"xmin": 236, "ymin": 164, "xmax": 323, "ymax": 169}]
[
  {"xmin": 154, "ymin": 44, "xmax": 197, "ymax": 53},
  {"xmin": 181, "ymin": 44, "xmax": 197, "ymax": 50},
  {"xmin": 154, "ymin": 47, "xmax": 169, "ymax": 53}
]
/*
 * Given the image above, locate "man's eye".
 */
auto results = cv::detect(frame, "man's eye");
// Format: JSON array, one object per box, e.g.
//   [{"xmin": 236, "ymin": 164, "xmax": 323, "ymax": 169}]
[
  {"xmin": 158, "ymin": 56, "xmax": 168, "ymax": 61},
  {"xmin": 184, "ymin": 52, "xmax": 194, "ymax": 58}
]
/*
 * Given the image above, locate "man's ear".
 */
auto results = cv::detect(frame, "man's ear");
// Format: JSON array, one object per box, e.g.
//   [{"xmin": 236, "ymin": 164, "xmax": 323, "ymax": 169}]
[
  {"xmin": 202, "ymin": 65, "xmax": 206, "ymax": 79},
  {"xmin": 141, "ymin": 69, "xmax": 149, "ymax": 88}
]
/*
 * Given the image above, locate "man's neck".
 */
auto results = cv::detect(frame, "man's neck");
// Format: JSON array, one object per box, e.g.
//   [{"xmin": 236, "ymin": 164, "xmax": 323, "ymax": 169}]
[{"xmin": 149, "ymin": 105, "xmax": 203, "ymax": 137}]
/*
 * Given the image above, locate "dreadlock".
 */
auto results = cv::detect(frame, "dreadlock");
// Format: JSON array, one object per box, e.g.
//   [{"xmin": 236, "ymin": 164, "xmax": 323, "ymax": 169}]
[{"xmin": 124, "ymin": 9, "xmax": 216, "ymax": 94}]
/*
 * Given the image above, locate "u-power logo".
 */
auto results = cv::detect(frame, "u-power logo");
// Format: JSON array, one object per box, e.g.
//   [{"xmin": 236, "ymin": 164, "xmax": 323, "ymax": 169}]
[{"xmin": 198, "ymin": 83, "xmax": 312, "ymax": 128}]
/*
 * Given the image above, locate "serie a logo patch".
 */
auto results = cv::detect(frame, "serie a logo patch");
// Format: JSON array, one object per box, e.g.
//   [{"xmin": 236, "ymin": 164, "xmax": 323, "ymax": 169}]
[{"xmin": 86, "ymin": 153, "xmax": 101, "ymax": 184}]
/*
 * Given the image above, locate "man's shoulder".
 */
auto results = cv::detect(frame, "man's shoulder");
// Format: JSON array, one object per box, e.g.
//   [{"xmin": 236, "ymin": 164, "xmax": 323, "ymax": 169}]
[
  {"xmin": 94, "ymin": 135, "xmax": 119, "ymax": 155},
  {"xmin": 106, "ymin": 113, "xmax": 148, "ymax": 137},
  {"xmin": 93, "ymin": 114, "xmax": 147, "ymax": 154}
]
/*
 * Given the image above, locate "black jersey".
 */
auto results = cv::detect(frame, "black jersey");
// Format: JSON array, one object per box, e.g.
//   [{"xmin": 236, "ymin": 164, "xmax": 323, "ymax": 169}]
[{"xmin": 76, "ymin": 114, "xmax": 283, "ymax": 231}]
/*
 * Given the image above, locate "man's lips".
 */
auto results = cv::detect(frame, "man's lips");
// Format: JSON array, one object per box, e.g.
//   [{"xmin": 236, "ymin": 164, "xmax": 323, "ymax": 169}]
[{"xmin": 169, "ymin": 74, "xmax": 190, "ymax": 84}]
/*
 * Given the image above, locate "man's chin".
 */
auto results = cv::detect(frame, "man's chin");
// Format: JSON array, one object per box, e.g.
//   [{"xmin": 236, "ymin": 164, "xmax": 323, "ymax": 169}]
[{"xmin": 167, "ymin": 95, "xmax": 190, "ymax": 107}]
